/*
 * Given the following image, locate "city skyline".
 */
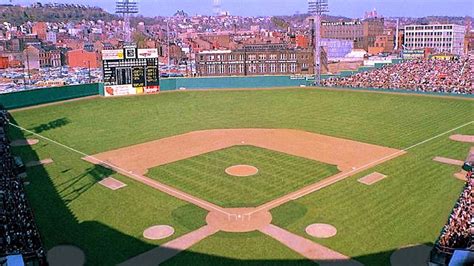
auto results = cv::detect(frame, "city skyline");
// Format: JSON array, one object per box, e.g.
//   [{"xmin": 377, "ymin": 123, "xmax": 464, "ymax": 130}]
[{"xmin": 11, "ymin": 0, "xmax": 474, "ymax": 18}]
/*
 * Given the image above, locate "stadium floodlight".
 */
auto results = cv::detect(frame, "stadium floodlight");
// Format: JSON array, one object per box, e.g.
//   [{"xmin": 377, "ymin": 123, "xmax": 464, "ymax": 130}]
[
  {"xmin": 308, "ymin": 0, "xmax": 329, "ymax": 86},
  {"xmin": 116, "ymin": 0, "xmax": 139, "ymax": 44}
]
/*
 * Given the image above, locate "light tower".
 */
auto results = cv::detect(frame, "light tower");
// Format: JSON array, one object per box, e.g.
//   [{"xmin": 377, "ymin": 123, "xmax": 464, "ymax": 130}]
[
  {"xmin": 213, "ymin": 0, "xmax": 222, "ymax": 16},
  {"xmin": 116, "ymin": 0, "xmax": 138, "ymax": 44},
  {"xmin": 308, "ymin": 0, "xmax": 328, "ymax": 85}
]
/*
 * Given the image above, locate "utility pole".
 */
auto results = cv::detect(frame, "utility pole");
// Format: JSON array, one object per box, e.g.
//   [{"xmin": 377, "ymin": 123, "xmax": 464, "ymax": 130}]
[
  {"xmin": 308, "ymin": 0, "xmax": 329, "ymax": 86},
  {"xmin": 167, "ymin": 20, "xmax": 171, "ymax": 66},
  {"xmin": 88, "ymin": 61, "xmax": 91, "ymax": 83}
]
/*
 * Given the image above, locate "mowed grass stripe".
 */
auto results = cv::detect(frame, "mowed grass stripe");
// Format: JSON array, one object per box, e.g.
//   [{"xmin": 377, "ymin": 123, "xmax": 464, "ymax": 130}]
[
  {"xmin": 11, "ymin": 89, "xmax": 472, "ymax": 154},
  {"xmin": 146, "ymin": 146, "xmax": 339, "ymax": 207},
  {"xmin": 9, "ymin": 89, "xmax": 473, "ymax": 265},
  {"xmin": 271, "ymin": 126, "xmax": 473, "ymax": 265}
]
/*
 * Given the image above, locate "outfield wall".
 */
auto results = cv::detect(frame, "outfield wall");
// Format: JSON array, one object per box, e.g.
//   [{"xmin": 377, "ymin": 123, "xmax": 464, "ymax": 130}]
[
  {"xmin": 0, "ymin": 83, "xmax": 100, "ymax": 110},
  {"xmin": 1, "ymin": 58, "xmax": 472, "ymax": 110},
  {"xmin": 159, "ymin": 75, "xmax": 309, "ymax": 91}
]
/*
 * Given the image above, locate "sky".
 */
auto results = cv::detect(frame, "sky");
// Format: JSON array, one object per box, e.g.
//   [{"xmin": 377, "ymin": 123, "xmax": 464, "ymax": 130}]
[{"xmin": 12, "ymin": 0, "xmax": 474, "ymax": 18}]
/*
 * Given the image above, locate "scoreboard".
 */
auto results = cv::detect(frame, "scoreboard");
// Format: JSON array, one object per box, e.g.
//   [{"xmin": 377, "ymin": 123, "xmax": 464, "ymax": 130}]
[{"xmin": 102, "ymin": 46, "xmax": 160, "ymax": 96}]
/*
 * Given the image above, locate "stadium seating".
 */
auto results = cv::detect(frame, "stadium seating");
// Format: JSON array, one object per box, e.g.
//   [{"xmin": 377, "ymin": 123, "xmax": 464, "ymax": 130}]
[
  {"xmin": 0, "ymin": 110, "xmax": 46, "ymax": 265},
  {"xmin": 321, "ymin": 57, "xmax": 473, "ymax": 95},
  {"xmin": 430, "ymin": 169, "xmax": 473, "ymax": 265}
]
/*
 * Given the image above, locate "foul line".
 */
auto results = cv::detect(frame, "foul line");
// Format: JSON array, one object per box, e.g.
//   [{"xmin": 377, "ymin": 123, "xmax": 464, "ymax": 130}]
[
  {"xmin": 9, "ymin": 120, "xmax": 474, "ymax": 217},
  {"xmin": 8, "ymin": 122, "xmax": 230, "ymax": 216},
  {"xmin": 248, "ymin": 120, "xmax": 474, "ymax": 215}
]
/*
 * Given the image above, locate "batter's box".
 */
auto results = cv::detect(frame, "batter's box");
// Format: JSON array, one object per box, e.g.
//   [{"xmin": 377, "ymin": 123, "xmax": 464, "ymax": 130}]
[{"xmin": 99, "ymin": 177, "xmax": 127, "ymax": 191}]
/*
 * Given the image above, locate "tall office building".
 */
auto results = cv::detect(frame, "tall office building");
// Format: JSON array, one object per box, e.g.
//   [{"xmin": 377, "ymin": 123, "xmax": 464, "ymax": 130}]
[{"xmin": 404, "ymin": 24, "xmax": 466, "ymax": 55}]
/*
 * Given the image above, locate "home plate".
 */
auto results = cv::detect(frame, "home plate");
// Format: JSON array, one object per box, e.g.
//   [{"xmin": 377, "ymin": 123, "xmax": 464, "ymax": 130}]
[{"xmin": 99, "ymin": 177, "xmax": 127, "ymax": 190}]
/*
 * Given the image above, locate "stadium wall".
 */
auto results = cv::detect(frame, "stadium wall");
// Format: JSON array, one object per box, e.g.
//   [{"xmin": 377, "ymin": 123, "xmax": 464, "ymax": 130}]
[
  {"xmin": 160, "ymin": 75, "xmax": 310, "ymax": 91},
  {"xmin": 0, "ymin": 83, "xmax": 100, "ymax": 110}
]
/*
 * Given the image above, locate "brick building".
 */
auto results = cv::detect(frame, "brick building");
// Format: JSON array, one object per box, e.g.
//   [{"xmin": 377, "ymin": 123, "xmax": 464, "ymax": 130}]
[
  {"xmin": 321, "ymin": 18, "xmax": 384, "ymax": 51},
  {"xmin": 32, "ymin": 22, "xmax": 48, "ymax": 41},
  {"xmin": 67, "ymin": 49, "xmax": 100, "ymax": 68},
  {"xmin": 196, "ymin": 43, "xmax": 318, "ymax": 77},
  {"xmin": 368, "ymin": 30, "xmax": 395, "ymax": 55},
  {"xmin": 0, "ymin": 57, "xmax": 8, "ymax": 69}
]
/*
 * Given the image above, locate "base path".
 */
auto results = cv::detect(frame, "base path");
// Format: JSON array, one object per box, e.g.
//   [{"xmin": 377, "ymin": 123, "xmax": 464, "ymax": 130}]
[
  {"xmin": 357, "ymin": 172, "xmax": 387, "ymax": 185},
  {"xmin": 432, "ymin": 157, "xmax": 465, "ymax": 166},
  {"xmin": 10, "ymin": 139, "xmax": 39, "ymax": 147},
  {"xmin": 260, "ymin": 224, "xmax": 363, "ymax": 266},
  {"xmin": 26, "ymin": 158, "xmax": 54, "ymax": 167},
  {"xmin": 119, "ymin": 225, "xmax": 218, "ymax": 266},
  {"xmin": 87, "ymin": 129, "xmax": 402, "ymax": 175},
  {"xmin": 449, "ymin": 134, "xmax": 474, "ymax": 143}
]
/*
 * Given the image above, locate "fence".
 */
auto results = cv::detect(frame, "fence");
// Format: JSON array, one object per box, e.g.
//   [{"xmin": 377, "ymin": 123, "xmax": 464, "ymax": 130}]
[
  {"xmin": 0, "ymin": 83, "xmax": 101, "ymax": 110},
  {"xmin": 159, "ymin": 75, "xmax": 310, "ymax": 91}
]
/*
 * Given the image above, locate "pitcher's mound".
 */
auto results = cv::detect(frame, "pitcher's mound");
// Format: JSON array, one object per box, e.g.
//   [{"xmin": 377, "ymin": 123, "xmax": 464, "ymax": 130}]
[
  {"xmin": 143, "ymin": 225, "xmax": 174, "ymax": 240},
  {"xmin": 225, "ymin": 165, "xmax": 258, "ymax": 177},
  {"xmin": 11, "ymin": 139, "xmax": 39, "ymax": 147},
  {"xmin": 390, "ymin": 244, "xmax": 431, "ymax": 266},
  {"xmin": 305, "ymin": 223, "xmax": 337, "ymax": 238},
  {"xmin": 47, "ymin": 245, "xmax": 85, "ymax": 266}
]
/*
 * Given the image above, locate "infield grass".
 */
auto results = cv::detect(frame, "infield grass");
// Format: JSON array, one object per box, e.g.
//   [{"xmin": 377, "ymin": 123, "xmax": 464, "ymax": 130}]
[
  {"xmin": 146, "ymin": 145, "xmax": 339, "ymax": 207},
  {"xmin": 7, "ymin": 88, "xmax": 474, "ymax": 265}
]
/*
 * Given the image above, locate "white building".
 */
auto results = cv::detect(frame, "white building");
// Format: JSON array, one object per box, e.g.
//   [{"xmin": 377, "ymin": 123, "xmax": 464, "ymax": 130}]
[
  {"xmin": 320, "ymin": 39, "xmax": 354, "ymax": 59},
  {"xmin": 404, "ymin": 24, "xmax": 466, "ymax": 55}
]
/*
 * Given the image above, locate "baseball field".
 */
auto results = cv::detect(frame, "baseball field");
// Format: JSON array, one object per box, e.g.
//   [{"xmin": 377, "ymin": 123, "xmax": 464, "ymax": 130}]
[{"xmin": 7, "ymin": 87, "xmax": 474, "ymax": 265}]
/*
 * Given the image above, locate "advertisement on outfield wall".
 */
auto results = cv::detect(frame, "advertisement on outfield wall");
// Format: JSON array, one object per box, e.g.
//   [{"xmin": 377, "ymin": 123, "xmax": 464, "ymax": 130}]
[{"xmin": 104, "ymin": 85, "xmax": 138, "ymax": 97}]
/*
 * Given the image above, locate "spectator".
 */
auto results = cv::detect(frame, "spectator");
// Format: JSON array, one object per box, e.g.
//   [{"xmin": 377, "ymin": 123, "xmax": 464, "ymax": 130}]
[{"xmin": 321, "ymin": 57, "xmax": 473, "ymax": 95}]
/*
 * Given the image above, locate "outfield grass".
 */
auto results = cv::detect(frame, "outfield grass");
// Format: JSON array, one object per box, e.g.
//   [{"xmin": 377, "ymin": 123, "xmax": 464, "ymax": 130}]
[
  {"xmin": 146, "ymin": 145, "xmax": 339, "ymax": 207},
  {"xmin": 8, "ymin": 127, "xmax": 208, "ymax": 265},
  {"xmin": 271, "ymin": 126, "xmax": 473, "ymax": 265},
  {"xmin": 7, "ymin": 88, "xmax": 474, "ymax": 265}
]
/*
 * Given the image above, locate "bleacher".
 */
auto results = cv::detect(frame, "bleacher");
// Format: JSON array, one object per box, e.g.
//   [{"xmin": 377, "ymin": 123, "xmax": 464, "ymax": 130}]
[
  {"xmin": 429, "ymin": 165, "xmax": 473, "ymax": 265},
  {"xmin": 0, "ymin": 110, "xmax": 46, "ymax": 265}
]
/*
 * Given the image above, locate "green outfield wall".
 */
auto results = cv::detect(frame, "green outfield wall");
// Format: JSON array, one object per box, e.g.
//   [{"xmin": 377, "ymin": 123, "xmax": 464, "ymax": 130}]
[
  {"xmin": 159, "ymin": 75, "xmax": 310, "ymax": 91},
  {"xmin": 0, "ymin": 83, "xmax": 100, "ymax": 110}
]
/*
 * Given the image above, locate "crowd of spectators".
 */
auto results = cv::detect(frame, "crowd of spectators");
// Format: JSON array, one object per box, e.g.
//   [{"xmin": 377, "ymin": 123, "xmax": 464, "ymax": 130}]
[
  {"xmin": 321, "ymin": 57, "xmax": 473, "ymax": 95},
  {"xmin": 437, "ymin": 171, "xmax": 473, "ymax": 250},
  {"xmin": 0, "ymin": 110, "xmax": 46, "ymax": 264}
]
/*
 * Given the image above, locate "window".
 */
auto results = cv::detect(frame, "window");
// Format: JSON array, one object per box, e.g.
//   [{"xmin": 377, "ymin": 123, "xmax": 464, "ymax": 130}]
[
  {"xmin": 280, "ymin": 64, "xmax": 287, "ymax": 73},
  {"xmin": 229, "ymin": 54, "xmax": 236, "ymax": 61},
  {"xmin": 248, "ymin": 54, "xmax": 257, "ymax": 60},
  {"xmin": 289, "ymin": 53, "xmax": 296, "ymax": 60},
  {"xmin": 217, "ymin": 64, "xmax": 225, "ymax": 74},
  {"xmin": 238, "ymin": 64, "xmax": 244, "ymax": 73},
  {"xmin": 249, "ymin": 64, "xmax": 257, "ymax": 73},
  {"xmin": 207, "ymin": 65, "xmax": 215, "ymax": 74},
  {"xmin": 289, "ymin": 63, "xmax": 297, "ymax": 72},
  {"xmin": 270, "ymin": 64, "xmax": 276, "ymax": 73},
  {"xmin": 259, "ymin": 64, "xmax": 266, "ymax": 73},
  {"xmin": 280, "ymin": 53, "xmax": 287, "ymax": 60},
  {"xmin": 270, "ymin": 54, "xmax": 277, "ymax": 60},
  {"xmin": 258, "ymin": 54, "xmax": 266, "ymax": 60},
  {"xmin": 229, "ymin": 64, "xmax": 236, "ymax": 73}
]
